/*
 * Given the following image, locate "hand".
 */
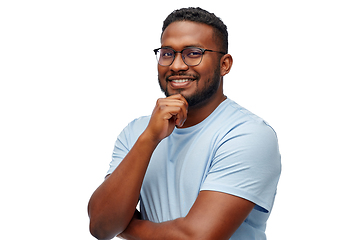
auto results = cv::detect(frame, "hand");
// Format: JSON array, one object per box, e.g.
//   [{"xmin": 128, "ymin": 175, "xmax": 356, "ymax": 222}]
[
  {"xmin": 117, "ymin": 210, "xmax": 141, "ymax": 239},
  {"xmin": 143, "ymin": 94, "xmax": 188, "ymax": 143},
  {"xmin": 117, "ymin": 217, "xmax": 142, "ymax": 240}
]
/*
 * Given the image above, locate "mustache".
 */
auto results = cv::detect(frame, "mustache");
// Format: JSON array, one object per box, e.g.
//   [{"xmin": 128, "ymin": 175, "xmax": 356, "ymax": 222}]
[{"xmin": 165, "ymin": 73, "xmax": 199, "ymax": 82}]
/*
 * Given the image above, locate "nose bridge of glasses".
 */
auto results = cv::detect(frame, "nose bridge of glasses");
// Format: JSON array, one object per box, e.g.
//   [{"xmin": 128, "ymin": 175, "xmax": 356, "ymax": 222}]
[{"xmin": 171, "ymin": 50, "xmax": 188, "ymax": 68}]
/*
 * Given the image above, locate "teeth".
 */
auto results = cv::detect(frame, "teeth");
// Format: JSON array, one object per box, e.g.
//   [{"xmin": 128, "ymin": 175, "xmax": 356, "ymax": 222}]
[{"xmin": 172, "ymin": 79, "xmax": 190, "ymax": 83}]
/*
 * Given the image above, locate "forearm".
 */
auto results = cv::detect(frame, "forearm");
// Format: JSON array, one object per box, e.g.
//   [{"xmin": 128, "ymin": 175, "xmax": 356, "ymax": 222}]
[
  {"xmin": 118, "ymin": 191, "xmax": 254, "ymax": 240},
  {"xmin": 88, "ymin": 133, "xmax": 159, "ymax": 239},
  {"xmin": 119, "ymin": 218, "xmax": 195, "ymax": 240}
]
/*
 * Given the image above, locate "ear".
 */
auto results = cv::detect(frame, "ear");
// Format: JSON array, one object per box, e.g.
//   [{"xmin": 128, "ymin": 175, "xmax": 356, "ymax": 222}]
[{"xmin": 220, "ymin": 54, "xmax": 233, "ymax": 77}]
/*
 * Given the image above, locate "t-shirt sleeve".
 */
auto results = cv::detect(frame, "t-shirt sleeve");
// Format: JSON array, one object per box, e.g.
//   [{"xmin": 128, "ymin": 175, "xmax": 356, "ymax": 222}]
[
  {"xmin": 106, "ymin": 116, "xmax": 149, "ymax": 176},
  {"xmin": 200, "ymin": 121, "xmax": 281, "ymax": 213},
  {"xmin": 107, "ymin": 127, "xmax": 131, "ymax": 176}
]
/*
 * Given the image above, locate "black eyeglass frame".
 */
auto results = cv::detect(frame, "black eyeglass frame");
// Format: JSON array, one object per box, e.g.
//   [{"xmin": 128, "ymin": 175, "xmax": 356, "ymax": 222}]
[{"xmin": 153, "ymin": 47, "xmax": 226, "ymax": 67}]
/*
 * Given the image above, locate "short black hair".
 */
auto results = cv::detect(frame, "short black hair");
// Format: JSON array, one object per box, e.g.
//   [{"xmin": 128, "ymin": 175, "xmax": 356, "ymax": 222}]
[{"xmin": 162, "ymin": 7, "xmax": 228, "ymax": 53}]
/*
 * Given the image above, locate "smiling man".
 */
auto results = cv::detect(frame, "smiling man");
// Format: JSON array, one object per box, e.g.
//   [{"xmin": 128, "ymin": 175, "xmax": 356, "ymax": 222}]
[{"xmin": 88, "ymin": 7, "xmax": 281, "ymax": 240}]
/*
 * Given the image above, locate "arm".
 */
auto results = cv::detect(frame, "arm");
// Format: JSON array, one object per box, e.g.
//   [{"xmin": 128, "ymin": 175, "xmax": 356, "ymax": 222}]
[
  {"xmin": 119, "ymin": 190, "xmax": 255, "ymax": 240},
  {"xmin": 88, "ymin": 94, "xmax": 188, "ymax": 240}
]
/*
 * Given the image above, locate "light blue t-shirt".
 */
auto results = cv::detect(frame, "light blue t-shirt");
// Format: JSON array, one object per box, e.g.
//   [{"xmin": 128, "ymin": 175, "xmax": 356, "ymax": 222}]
[{"xmin": 108, "ymin": 99, "xmax": 281, "ymax": 239}]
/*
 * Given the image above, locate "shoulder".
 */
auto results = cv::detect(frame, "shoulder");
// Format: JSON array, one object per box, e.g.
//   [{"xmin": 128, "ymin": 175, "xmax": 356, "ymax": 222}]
[
  {"xmin": 214, "ymin": 99, "xmax": 278, "ymax": 141},
  {"xmin": 109, "ymin": 116, "xmax": 151, "ymax": 175},
  {"xmin": 123, "ymin": 116, "xmax": 150, "ymax": 134},
  {"xmin": 116, "ymin": 116, "xmax": 151, "ymax": 146},
  {"xmin": 128, "ymin": 116, "xmax": 150, "ymax": 127},
  {"xmin": 212, "ymin": 99, "xmax": 281, "ymax": 169}
]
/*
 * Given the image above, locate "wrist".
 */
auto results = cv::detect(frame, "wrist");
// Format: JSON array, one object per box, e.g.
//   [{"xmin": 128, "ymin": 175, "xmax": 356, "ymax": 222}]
[
  {"xmin": 140, "ymin": 129, "xmax": 162, "ymax": 147},
  {"xmin": 119, "ymin": 218, "xmax": 146, "ymax": 239}
]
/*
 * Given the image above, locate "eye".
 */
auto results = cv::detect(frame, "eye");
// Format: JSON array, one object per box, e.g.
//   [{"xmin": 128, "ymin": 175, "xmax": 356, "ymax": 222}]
[
  {"xmin": 185, "ymin": 49, "xmax": 202, "ymax": 58},
  {"xmin": 160, "ymin": 49, "xmax": 174, "ymax": 58}
]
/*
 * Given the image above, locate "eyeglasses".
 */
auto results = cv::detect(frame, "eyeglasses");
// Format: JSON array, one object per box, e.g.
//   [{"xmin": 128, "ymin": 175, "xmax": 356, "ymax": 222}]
[{"xmin": 153, "ymin": 47, "xmax": 226, "ymax": 67}]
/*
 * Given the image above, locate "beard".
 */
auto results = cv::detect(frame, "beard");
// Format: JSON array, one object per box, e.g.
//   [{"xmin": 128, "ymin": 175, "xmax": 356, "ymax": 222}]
[{"xmin": 158, "ymin": 66, "xmax": 221, "ymax": 107}]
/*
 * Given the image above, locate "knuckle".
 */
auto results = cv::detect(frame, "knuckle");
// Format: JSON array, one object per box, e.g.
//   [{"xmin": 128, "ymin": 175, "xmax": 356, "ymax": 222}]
[
  {"xmin": 156, "ymin": 98, "xmax": 163, "ymax": 105},
  {"xmin": 159, "ymin": 105, "xmax": 166, "ymax": 111}
]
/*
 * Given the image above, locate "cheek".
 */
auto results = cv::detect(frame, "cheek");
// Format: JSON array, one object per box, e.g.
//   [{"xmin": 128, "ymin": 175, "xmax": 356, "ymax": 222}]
[
  {"xmin": 193, "ymin": 65, "xmax": 212, "ymax": 81},
  {"xmin": 157, "ymin": 62, "xmax": 168, "ymax": 70},
  {"xmin": 157, "ymin": 66, "xmax": 168, "ymax": 79},
  {"xmin": 196, "ymin": 57, "xmax": 219, "ymax": 74}
]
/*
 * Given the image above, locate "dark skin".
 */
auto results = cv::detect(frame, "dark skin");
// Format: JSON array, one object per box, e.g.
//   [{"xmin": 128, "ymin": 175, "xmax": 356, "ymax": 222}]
[{"xmin": 88, "ymin": 21, "xmax": 255, "ymax": 240}]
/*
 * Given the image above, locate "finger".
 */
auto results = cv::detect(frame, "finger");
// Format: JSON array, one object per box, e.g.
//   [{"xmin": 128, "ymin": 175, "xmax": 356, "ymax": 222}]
[
  {"xmin": 168, "ymin": 101, "xmax": 187, "ymax": 127},
  {"xmin": 177, "ymin": 98, "xmax": 188, "ymax": 127},
  {"xmin": 161, "ymin": 106, "xmax": 182, "ymax": 119},
  {"xmin": 156, "ymin": 97, "xmax": 188, "ymax": 127},
  {"xmin": 159, "ymin": 107, "xmax": 184, "ymax": 129},
  {"xmin": 167, "ymin": 94, "xmax": 189, "ymax": 107},
  {"xmin": 166, "ymin": 95, "xmax": 188, "ymax": 126},
  {"xmin": 158, "ymin": 98, "xmax": 188, "ymax": 116}
]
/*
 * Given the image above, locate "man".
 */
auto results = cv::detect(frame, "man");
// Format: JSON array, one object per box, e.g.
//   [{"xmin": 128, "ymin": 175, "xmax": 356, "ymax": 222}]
[{"xmin": 88, "ymin": 7, "xmax": 281, "ymax": 240}]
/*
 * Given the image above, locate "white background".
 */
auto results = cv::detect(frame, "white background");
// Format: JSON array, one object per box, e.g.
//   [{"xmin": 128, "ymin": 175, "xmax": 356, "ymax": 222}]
[{"xmin": 1, "ymin": 0, "xmax": 359, "ymax": 239}]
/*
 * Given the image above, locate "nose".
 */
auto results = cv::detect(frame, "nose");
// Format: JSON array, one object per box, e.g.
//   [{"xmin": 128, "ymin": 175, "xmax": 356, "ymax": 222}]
[{"xmin": 170, "ymin": 52, "xmax": 189, "ymax": 72}]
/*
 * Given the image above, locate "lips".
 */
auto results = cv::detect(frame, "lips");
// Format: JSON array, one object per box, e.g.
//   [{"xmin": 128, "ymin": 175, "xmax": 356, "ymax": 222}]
[
  {"xmin": 168, "ymin": 78, "xmax": 194, "ymax": 89},
  {"xmin": 166, "ymin": 75, "xmax": 198, "ymax": 89},
  {"xmin": 167, "ymin": 75, "xmax": 196, "ymax": 81},
  {"xmin": 171, "ymin": 79, "xmax": 192, "ymax": 83}
]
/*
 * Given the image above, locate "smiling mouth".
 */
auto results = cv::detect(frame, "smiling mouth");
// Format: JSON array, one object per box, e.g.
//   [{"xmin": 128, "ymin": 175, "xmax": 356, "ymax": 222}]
[
  {"xmin": 165, "ymin": 74, "xmax": 198, "ymax": 90},
  {"xmin": 166, "ymin": 73, "xmax": 198, "ymax": 81},
  {"xmin": 170, "ymin": 79, "xmax": 193, "ymax": 83},
  {"xmin": 167, "ymin": 78, "xmax": 195, "ymax": 90}
]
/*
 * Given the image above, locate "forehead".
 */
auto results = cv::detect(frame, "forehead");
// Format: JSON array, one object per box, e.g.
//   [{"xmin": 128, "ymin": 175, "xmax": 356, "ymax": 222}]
[{"xmin": 161, "ymin": 21, "xmax": 215, "ymax": 49}]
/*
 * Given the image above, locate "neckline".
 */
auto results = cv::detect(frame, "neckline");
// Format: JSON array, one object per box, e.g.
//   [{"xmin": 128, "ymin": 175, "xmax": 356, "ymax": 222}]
[{"xmin": 173, "ymin": 98, "xmax": 230, "ymax": 135}]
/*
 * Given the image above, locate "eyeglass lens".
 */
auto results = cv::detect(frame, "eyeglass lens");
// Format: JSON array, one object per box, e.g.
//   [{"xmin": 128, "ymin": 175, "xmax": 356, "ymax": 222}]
[{"xmin": 156, "ymin": 48, "xmax": 203, "ymax": 66}]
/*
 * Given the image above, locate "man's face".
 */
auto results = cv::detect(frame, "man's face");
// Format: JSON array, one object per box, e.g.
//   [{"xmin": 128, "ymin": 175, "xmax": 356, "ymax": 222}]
[{"xmin": 158, "ymin": 21, "xmax": 223, "ymax": 107}]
